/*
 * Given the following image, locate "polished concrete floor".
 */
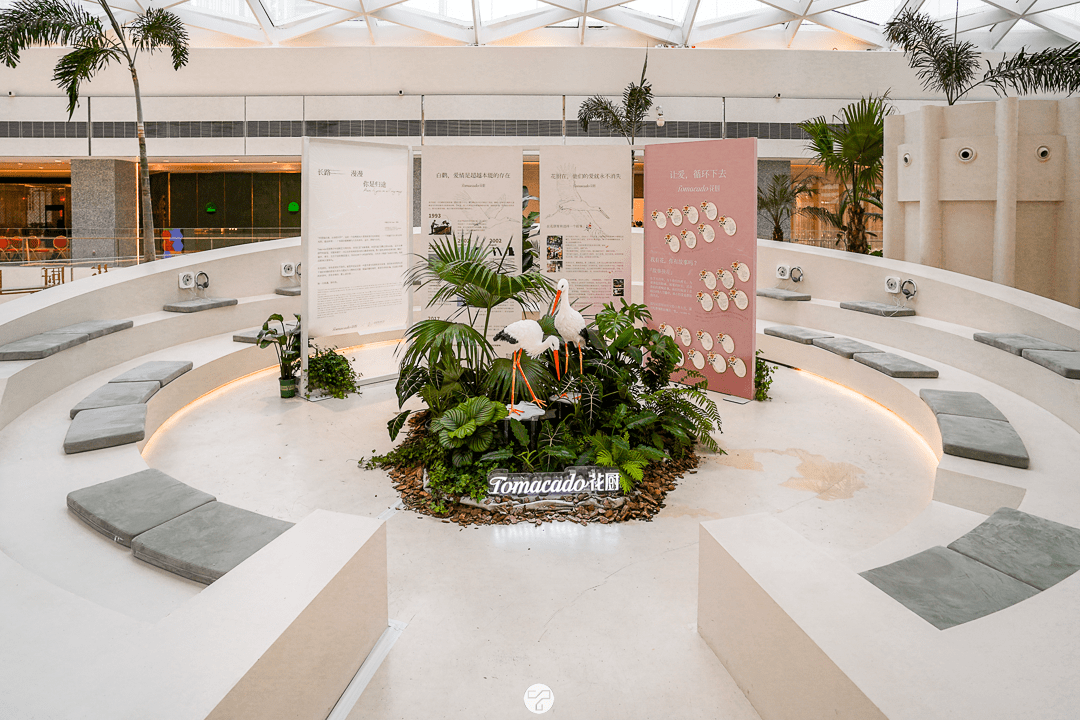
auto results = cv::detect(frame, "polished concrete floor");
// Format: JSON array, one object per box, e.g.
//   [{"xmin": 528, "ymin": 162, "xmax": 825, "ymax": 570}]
[{"xmin": 144, "ymin": 358, "xmax": 937, "ymax": 718}]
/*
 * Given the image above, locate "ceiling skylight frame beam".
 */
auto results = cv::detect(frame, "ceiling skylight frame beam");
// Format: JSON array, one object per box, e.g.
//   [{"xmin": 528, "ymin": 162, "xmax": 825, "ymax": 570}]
[
  {"xmin": 369, "ymin": 5, "xmax": 475, "ymax": 42},
  {"xmin": 808, "ymin": 9, "xmax": 886, "ymax": 45},
  {"xmin": 690, "ymin": 7, "xmax": 797, "ymax": 42},
  {"xmin": 588, "ymin": 5, "xmax": 681, "ymax": 43},
  {"xmin": 169, "ymin": 5, "xmax": 270, "ymax": 42}
]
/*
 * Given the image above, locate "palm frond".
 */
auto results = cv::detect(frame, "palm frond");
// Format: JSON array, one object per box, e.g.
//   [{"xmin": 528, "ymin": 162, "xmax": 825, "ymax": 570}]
[
  {"xmin": 978, "ymin": 43, "xmax": 1080, "ymax": 99},
  {"xmin": 400, "ymin": 318, "xmax": 493, "ymax": 372},
  {"xmin": 0, "ymin": 0, "xmax": 105, "ymax": 67},
  {"xmin": 128, "ymin": 7, "xmax": 189, "ymax": 69},
  {"xmin": 577, "ymin": 95, "xmax": 625, "ymax": 136},
  {"xmin": 53, "ymin": 41, "xmax": 120, "ymax": 117}
]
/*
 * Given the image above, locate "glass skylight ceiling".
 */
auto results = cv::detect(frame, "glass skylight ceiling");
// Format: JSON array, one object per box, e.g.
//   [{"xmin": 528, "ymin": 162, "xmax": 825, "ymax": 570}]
[{"xmin": 83, "ymin": 0, "xmax": 1080, "ymax": 48}]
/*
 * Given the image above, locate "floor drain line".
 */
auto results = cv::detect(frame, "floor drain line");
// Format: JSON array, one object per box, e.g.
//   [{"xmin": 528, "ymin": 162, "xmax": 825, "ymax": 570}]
[
  {"xmin": 377, "ymin": 500, "xmax": 404, "ymax": 521},
  {"xmin": 326, "ymin": 619, "xmax": 407, "ymax": 719}
]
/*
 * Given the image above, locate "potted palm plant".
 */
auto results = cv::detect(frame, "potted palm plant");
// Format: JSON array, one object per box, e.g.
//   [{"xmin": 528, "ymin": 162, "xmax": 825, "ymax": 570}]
[
  {"xmin": 257, "ymin": 313, "xmax": 301, "ymax": 398},
  {"xmin": 798, "ymin": 95, "xmax": 892, "ymax": 255},
  {"xmin": 757, "ymin": 173, "xmax": 816, "ymax": 242}
]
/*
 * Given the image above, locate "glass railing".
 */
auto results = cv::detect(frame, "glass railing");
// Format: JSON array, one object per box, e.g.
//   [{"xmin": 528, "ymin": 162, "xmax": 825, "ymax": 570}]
[{"xmin": 0, "ymin": 228, "xmax": 300, "ymax": 294}]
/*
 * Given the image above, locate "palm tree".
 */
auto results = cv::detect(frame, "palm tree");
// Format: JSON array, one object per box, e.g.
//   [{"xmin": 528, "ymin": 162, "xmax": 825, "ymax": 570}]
[
  {"xmin": 577, "ymin": 56, "xmax": 653, "ymax": 145},
  {"xmin": 757, "ymin": 173, "xmax": 815, "ymax": 242},
  {"xmin": 0, "ymin": 0, "xmax": 189, "ymax": 264},
  {"xmin": 798, "ymin": 95, "xmax": 892, "ymax": 255},
  {"xmin": 884, "ymin": 8, "xmax": 1080, "ymax": 105}
]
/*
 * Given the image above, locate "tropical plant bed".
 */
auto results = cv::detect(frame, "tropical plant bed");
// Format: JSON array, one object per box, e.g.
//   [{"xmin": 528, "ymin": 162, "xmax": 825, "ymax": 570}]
[
  {"xmin": 363, "ymin": 234, "xmax": 724, "ymax": 525},
  {"xmin": 381, "ymin": 422, "xmax": 700, "ymax": 527}
]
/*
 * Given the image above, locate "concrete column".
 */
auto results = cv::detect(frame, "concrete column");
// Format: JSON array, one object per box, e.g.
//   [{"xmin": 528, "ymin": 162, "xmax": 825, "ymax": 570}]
[
  {"xmin": 917, "ymin": 105, "xmax": 942, "ymax": 268},
  {"xmin": 1057, "ymin": 97, "xmax": 1080, "ymax": 307},
  {"xmin": 993, "ymin": 97, "xmax": 1019, "ymax": 287},
  {"xmin": 71, "ymin": 158, "xmax": 139, "ymax": 262},
  {"xmin": 882, "ymin": 114, "xmax": 904, "ymax": 260}
]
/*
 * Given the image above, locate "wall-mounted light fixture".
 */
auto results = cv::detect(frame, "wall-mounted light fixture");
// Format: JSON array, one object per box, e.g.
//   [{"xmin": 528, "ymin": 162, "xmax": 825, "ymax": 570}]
[{"xmin": 656, "ymin": 105, "xmax": 665, "ymax": 128}]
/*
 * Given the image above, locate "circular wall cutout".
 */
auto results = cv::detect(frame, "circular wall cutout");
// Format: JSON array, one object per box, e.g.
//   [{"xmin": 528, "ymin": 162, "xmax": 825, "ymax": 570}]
[
  {"xmin": 902, "ymin": 152, "xmax": 911, "ymax": 167},
  {"xmin": 1037, "ymin": 145, "xmax": 1051, "ymax": 162},
  {"xmin": 957, "ymin": 147, "xmax": 976, "ymax": 163}
]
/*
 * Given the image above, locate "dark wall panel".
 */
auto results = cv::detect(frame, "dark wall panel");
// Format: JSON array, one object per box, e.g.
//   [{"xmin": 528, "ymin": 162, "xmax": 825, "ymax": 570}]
[
  {"xmin": 169, "ymin": 173, "xmax": 197, "ymax": 229},
  {"xmin": 252, "ymin": 173, "xmax": 279, "ymax": 230},
  {"xmin": 280, "ymin": 173, "xmax": 301, "ymax": 230},
  {"xmin": 223, "ymin": 172, "xmax": 253, "ymax": 229},
  {"xmin": 150, "ymin": 172, "xmax": 169, "ymax": 228},
  {"xmin": 196, "ymin": 172, "xmax": 225, "ymax": 229}
]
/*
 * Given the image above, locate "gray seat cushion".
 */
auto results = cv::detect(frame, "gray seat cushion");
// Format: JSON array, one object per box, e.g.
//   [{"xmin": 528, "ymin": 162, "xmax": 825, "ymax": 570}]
[
  {"xmin": 275, "ymin": 286, "xmax": 301, "ymax": 296},
  {"xmin": 162, "ymin": 297, "xmax": 238, "ymax": 313},
  {"xmin": 811, "ymin": 336, "xmax": 883, "ymax": 359},
  {"xmin": 132, "ymin": 502, "xmax": 293, "ymax": 584},
  {"xmin": 763, "ymin": 325, "xmax": 833, "ymax": 344},
  {"xmin": 919, "ymin": 389, "xmax": 1008, "ymax": 422},
  {"xmin": 756, "ymin": 288, "xmax": 810, "ymax": 301},
  {"xmin": 1020, "ymin": 349, "xmax": 1080, "ymax": 379},
  {"xmin": 973, "ymin": 332, "xmax": 1072, "ymax": 356},
  {"xmin": 840, "ymin": 301, "xmax": 916, "ymax": 317},
  {"xmin": 0, "ymin": 333, "xmax": 88, "ymax": 361},
  {"xmin": 70, "ymin": 381, "xmax": 160, "ymax": 419},
  {"xmin": 936, "ymin": 414, "xmax": 1029, "ymax": 469},
  {"xmin": 853, "ymin": 352, "xmax": 939, "ymax": 378},
  {"xmin": 66, "ymin": 469, "xmax": 215, "ymax": 547},
  {"xmin": 948, "ymin": 508, "xmax": 1080, "ymax": 591},
  {"xmin": 111, "ymin": 360, "xmax": 193, "ymax": 387},
  {"xmin": 860, "ymin": 546, "xmax": 1038, "ymax": 630},
  {"xmin": 42, "ymin": 319, "xmax": 133, "ymax": 340},
  {"xmin": 64, "ymin": 404, "xmax": 147, "ymax": 454}
]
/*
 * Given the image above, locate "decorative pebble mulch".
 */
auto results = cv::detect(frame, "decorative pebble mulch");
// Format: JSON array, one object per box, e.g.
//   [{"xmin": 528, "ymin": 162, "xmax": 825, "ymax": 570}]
[{"xmin": 387, "ymin": 452, "xmax": 700, "ymax": 527}]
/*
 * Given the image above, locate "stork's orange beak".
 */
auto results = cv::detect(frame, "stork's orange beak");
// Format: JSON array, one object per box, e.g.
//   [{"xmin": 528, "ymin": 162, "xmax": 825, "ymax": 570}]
[{"xmin": 552, "ymin": 290, "xmax": 562, "ymax": 313}]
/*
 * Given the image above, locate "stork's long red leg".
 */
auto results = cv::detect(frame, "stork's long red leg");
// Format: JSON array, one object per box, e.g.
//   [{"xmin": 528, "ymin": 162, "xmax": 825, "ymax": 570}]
[
  {"xmin": 564, "ymin": 342, "xmax": 570, "ymax": 375},
  {"xmin": 509, "ymin": 349, "xmax": 523, "ymax": 415},
  {"xmin": 518, "ymin": 353, "xmax": 545, "ymax": 408},
  {"xmin": 578, "ymin": 342, "xmax": 583, "ymax": 374},
  {"xmin": 552, "ymin": 346, "xmax": 561, "ymax": 381}
]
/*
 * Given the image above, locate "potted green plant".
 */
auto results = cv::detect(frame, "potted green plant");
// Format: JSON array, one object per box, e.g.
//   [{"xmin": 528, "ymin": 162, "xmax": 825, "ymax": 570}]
[
  {"xmin": 257, "ymin": 313, "xmax": 301, "ymax": 398},
  {"xmin": 305, "ymin": 343, "xmax": 361, "ymax": 400}
]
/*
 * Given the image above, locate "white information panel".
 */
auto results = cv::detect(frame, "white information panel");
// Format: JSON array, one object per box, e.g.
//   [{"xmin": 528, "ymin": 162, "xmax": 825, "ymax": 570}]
[
  {"xmin": 538, "ymin": 146, "xmax": 632, "ymax": 310},
  {"xmin": 419, "ymin": 146, "xmax": 523, "ymax": 341},
  {"xmin": 301, "ymin": 138, "xmax": 411, "ymax": 340}
]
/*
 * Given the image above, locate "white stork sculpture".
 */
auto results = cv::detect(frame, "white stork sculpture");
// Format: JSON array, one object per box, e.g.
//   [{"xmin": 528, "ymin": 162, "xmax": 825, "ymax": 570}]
[{"xmin": 493, "ymin": 319, "xmax": 561, "ymax": 416}]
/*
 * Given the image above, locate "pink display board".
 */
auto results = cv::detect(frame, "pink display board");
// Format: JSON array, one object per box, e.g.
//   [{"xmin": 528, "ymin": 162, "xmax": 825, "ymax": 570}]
[{"xmin": 643, "ymin": 139, "xmax": 757, "ymax": 399}]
